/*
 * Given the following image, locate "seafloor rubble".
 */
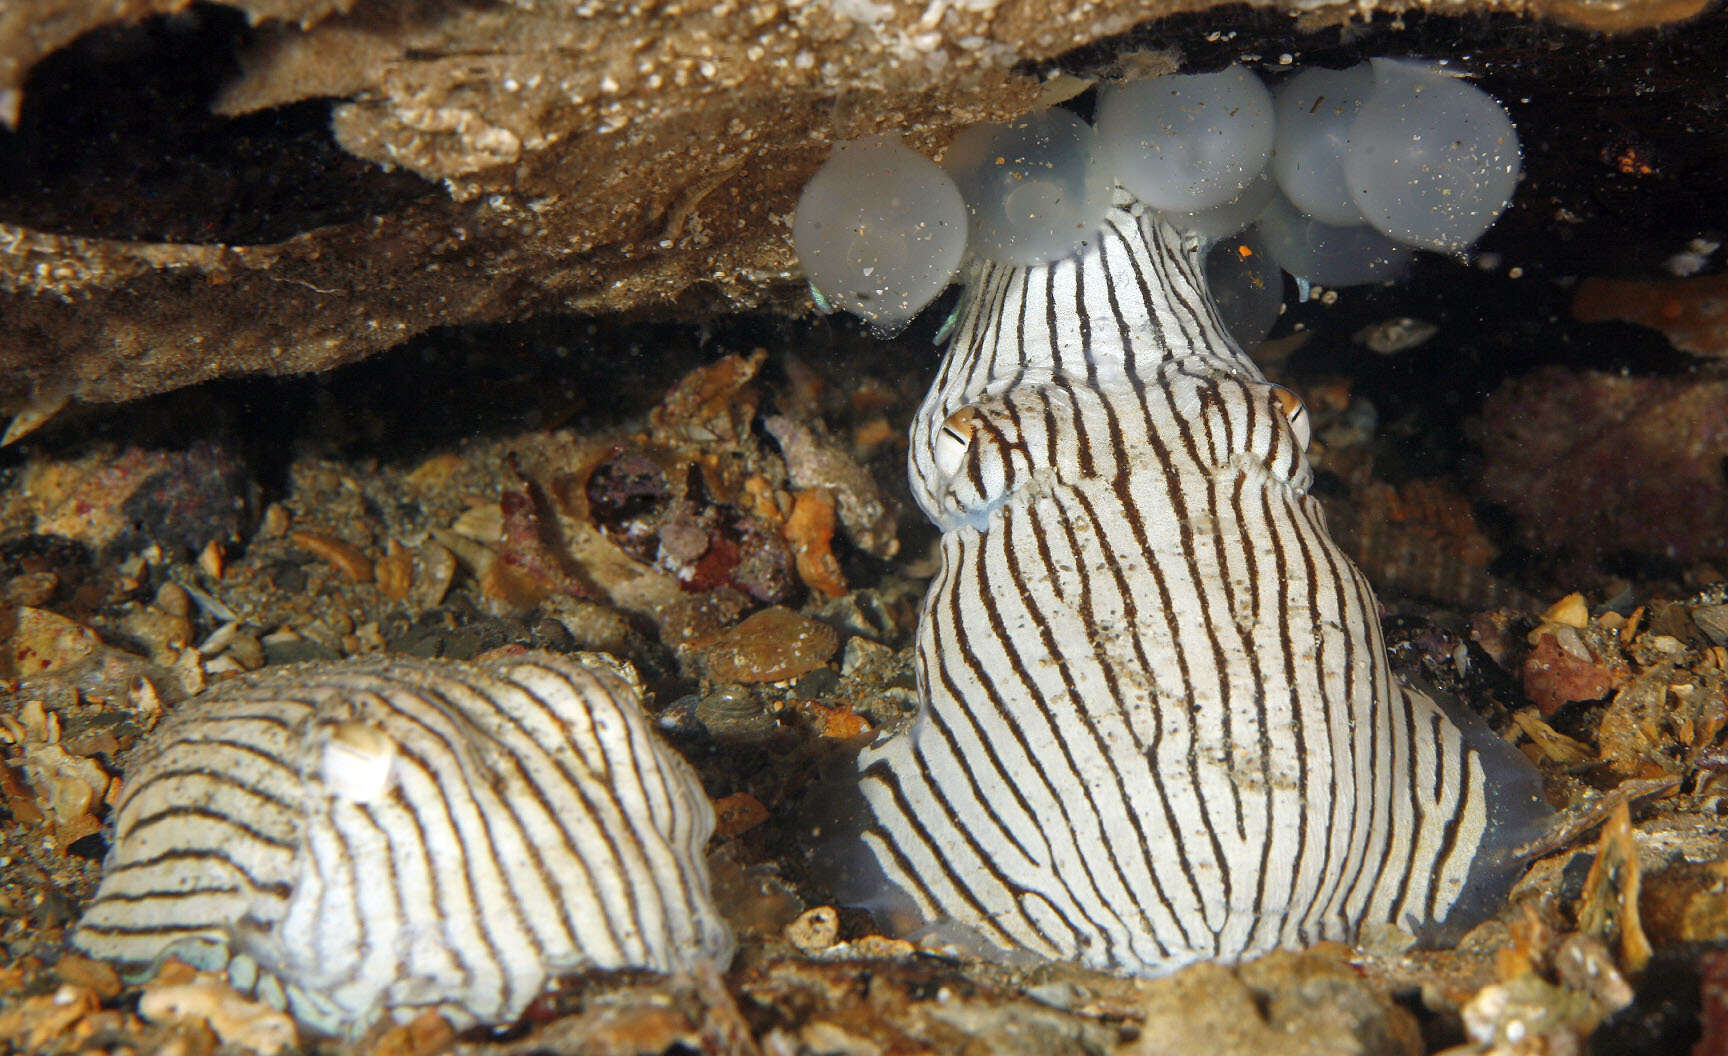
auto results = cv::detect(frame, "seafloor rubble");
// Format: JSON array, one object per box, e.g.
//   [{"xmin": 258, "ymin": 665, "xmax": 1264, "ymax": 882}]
[
  {"xmin": 0, "ymin": 293, "xmax": 1726, "ymax": 1054},
  {"xmin": 2, "ymin": 1, "xmax": 1728, "ymax": 1055}
]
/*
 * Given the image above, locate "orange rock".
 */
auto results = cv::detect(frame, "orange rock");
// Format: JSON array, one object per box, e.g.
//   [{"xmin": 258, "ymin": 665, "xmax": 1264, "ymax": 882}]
[
  {"xmin": 154, "ymin": 958, "xmax": 199, "ymax": 986},
  {"xmin": 141, "ymin": 971, "xmax": 298, "ymax": 1054},
  {"xmin": 1522, "ymin": 631, "xmax": 1626, "ymax": 716},
  {"xmin": 784, "ymin": 489, "xmax": 846, "ymax": 601},
  {"xmin": 851, "ymin": 416, "xmax": 896, "ymax": 455},
  {"xmin": 53, "ymin": 954, "xmax": 121, "ymax": 1000},
  {"xmin": 366, "ymin": 1009, "xmax": 455, "ymax": 1056},
  {"xmin": 792, "ymin": 699, "xmax": 872, "ymax": 741},
  {"xmin": 650, "ymin": 349, "xmax": 765, "ymax": 446},
  {"xmin": 702, "ymin": 606, "xmax": 838, "ymax": 684},
  {"xmin": 1510, "ymin": 709, "xmax": 1594, "ymax": 765},
  {"xmin": 0, "ymin": 986, "xmax": 99, "ymax": 1051},
  {"xmin": 712, "ymin": 792, "xmax": 770, "ymax": 839},
  {"xmin": 1540, "ymin": 592, "xmax": 1590, "ymax": 630},
  {"xmin": 289, "ymin": 530, "xmax": 374, "ymax": 583},
  {"xmin": 1577, "ymin": 801, "xmax": 1653, "ymax": 974},
  {"xmin": 21, "ymin": 739, "xmax": 109, "ymax": 852},
  {"xmin": 197, "ymin": 539, "xmax": 226, "ymax": 580},
  {"xmin": 404, "ymin": 453, "xmax": 468, "ymax": 491},
  {"xmin": 1574, "ymin": 272, "xmax": 1728, "ymax": 357},
  {"xmin": 743, "ymin": 475, "xmax": 787, "ymax": 527},
  {"xmin": 0, "ymin": 963, "xmax": 28, "ymax": 994},
  {"xmin": 375, "ymin": 546, "xmax": 414, "ymax": 602},
  {"xmin": 0, "ymin": 759, "xmax": 45, "ymax": 828}
]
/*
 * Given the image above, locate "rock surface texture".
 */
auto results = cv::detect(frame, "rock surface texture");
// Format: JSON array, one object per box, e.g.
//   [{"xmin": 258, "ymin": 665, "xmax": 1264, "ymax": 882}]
[{"xmin": 0, "ymin": 0, "xmax": 1714, "ymax": 414}]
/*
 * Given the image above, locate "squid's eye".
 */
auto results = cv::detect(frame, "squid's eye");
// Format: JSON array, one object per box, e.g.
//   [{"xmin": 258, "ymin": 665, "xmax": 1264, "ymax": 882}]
[
  {"xmin": 1270, "ymin": 385, "xmax": 1311, "ymax": 449},
  {"xmin": 933, "ymin": 407, "xmax": 978, "ymax": 477}
]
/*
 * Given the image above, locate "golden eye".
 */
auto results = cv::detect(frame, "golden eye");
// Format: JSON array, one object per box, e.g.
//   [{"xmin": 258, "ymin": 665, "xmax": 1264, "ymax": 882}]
[
  {"xmin": 934, "ymin": 406, "xmax": 977, "ymax": 477},
  {"xmin": 1270, "ymin": 385, "xmax": 1311, "ymax": 449}
]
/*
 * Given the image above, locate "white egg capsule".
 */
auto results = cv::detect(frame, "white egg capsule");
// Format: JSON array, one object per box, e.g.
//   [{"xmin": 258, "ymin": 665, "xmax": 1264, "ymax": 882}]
[
  {"xmin": 943, "ymin": 107, "xmax": 1113, "ymax": 266},
  {"xmin": 1343, "ymin": 59, "xmax": 1521, "ymax": 253},
  {"xmin": 1162, "ymin": 168, "xmax": 1278, "ymax": 240},
  {"xmin": 1097, "ymin": 65, "xmax": 1276, "ymax": 213},
  {"xmin": 793, "ymin": 135, "xmax": 968, "ymax": 336},
  {"xmin": 1254, "ymin": 192, "xmax": 1414, "ymax": 288},
  {"xmin": 1271, "ymin": 64, "xmax": 1375, "ymax": 226}
]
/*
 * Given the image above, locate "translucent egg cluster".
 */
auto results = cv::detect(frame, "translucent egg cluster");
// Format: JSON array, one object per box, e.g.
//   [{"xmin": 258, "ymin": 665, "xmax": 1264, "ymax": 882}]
[
  {"xmin": 792, "ymin": 135, "xmax": 968, "ymax": 337},
  {"xmin": 943, "ymin": 108, "xmax": 1113, "ymax": 267},
  {"xmin": 1097, "ymin": 66, "xmax": 1277, "ymax": 215},
  {"xmin": 793, "ymin": 59, "xmax": 1520, "ymax": 336}
]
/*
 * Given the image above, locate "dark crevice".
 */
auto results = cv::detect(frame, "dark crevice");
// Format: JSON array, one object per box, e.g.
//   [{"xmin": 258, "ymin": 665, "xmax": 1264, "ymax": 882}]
[
  {"xmin": 0, "ymin": 3, "xmax": 437, "ymax": 245},
  {"xmin": 1042, "ymin": 5, "xmax": 1728, "ymax": 278}
]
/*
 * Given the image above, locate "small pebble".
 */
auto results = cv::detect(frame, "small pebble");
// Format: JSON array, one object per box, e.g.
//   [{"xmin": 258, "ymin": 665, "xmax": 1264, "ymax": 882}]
[
  {"xmin": 256, "ymin": 503, "xmax": 291, "ymax": 540},
  {"xmin": 410, "ymin": 541, "xmax": 458, "ymax": 609},
  {"xmin": 122, "ymin": 607, "xmax": 193, "ymax": 663},
  {"xmin": 140, "ymin": 973, "xmax": 298, "ymax": 1055},
  {"xmin": 785, "ymin": 906, "xmax": 840, "ymax": 953},
  {"xmin": 375, "ymin": 546, "xmax": 414, "ymax": 601},
  {"xmin": 712, "ymin": 792, "xmax": 771, "ymax": 839},
  {"xmin": 1693, "ymin": 604, "xmax": 1728, "ymax": 646},
  {"xmin": 52, "ymin": 954, "xmax": 120, "ymax": 1000},
  {"xmin": 840, "ymin": 635, "xmax": 892, "ymax": 677},
  {"xmin": 451, "ymin": 504, "xmax": 505, "ymax": 544},
  {"xmin": 155, "ymin": 581, "xmax": 192, "ymax": 619},
  {"xmin": 197, "ymin": 540, "xmax": 225, "ymax": 581},
  {"xmin": 226, "ymin": 632, "xmax": 266, "ymax": 671},
  {"xmin": 4, "ymin": 571, "xmax": 58, "ymax": 607},
  {"xmin": 289, "ymin": 530, "xmax": 373, "ymax": 583},
  {"xmin": 701, "ymin": 607, "xmax": 839, "ymax": 684},
  {"xmin": 1543, "ymin": 592, "xmax": 1591, "ymax": 629}
]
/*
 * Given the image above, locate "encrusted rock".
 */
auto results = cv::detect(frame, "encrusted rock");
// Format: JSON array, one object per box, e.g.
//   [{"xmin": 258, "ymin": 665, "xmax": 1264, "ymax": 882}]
[
  {"xmin": 699, "ymin": 606, "xmax": 838, "ymax": 684},
  {"xmin": 1473, "ymin": 369, "xmax": 1728, "ymax": 562},
  {"xmin": 1127, "ymin": 951, "xmax": 1422, "ymax": 1056},
  {"xmin": 2, "ymin": 0, "xmax": 1718, "ymax": 413},
  {"xmin": 1133, "ymin": 954, "xmax": 1416, "ymax": 1056}
]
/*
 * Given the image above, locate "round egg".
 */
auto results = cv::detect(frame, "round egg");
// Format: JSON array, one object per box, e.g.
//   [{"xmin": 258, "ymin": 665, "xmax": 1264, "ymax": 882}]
[
  {"xmin": 1205, "ymin": 232, "xmax": 1284, "ymax": 348},
  {"xmin": 1162, "ymin": 168, "xmax": 1278, "ymax": 240},
  {"xmin": 1097, "ymin": 65, "xmax": 1276, "ymax": 213},
  {"xmin": 1343, "ymin": 59, "xmax": 1521, "ymax": 253},
  {"xmin": 943, "ymin": 107, "xmax": 1113, "ymax": 266},
  {"xmin": 1271, "ymin": 64, "xmax": 1375, "ymax": 226},
  {"xmin": 793, "ymin": 135, "xmax": 968, "ymax": 336},
  {"xmin": 1254, "ymin": 192, "xmax": 1414, "ymax": 287}
]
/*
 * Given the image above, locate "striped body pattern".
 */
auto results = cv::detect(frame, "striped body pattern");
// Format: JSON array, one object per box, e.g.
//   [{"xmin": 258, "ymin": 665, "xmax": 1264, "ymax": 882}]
[
  {"xmin": 849, "ymin": 196, "xmax": 1545, "ymax": 971},
  {"xmin": 74, "ymin": 651, "xmax": 733, "ymax": 1035}
]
